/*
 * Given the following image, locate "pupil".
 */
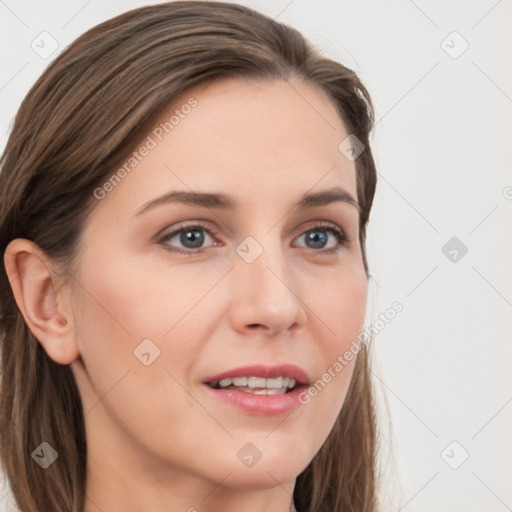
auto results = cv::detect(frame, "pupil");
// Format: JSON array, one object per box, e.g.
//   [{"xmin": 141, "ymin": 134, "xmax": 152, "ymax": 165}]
[
  {"xmin": 306, "ymin": 230, "xmax": 327, "ymax": 249},
  {"xmin": 181, "ymin": 229, "xmax": 204, "ymax": 248}
]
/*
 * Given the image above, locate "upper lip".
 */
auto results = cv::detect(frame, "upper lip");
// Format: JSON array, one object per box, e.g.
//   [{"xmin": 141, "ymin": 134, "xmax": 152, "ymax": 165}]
[{"xmin": 203, "ymin": 364, "xmax": 312, "ymax": 386}]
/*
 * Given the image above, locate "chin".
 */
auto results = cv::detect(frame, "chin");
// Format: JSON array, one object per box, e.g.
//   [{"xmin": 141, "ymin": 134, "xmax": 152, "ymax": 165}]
[
  {"xmin": 210, "ymin": 446, "xmax": 310, "ymax": 489},
  {"xmin": 219, "ymin": 465, "xmax": 301, "ymax": 490}
]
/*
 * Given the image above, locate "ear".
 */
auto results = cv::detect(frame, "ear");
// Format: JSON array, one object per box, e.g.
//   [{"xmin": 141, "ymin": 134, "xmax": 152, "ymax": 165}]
[{"xmin": 3, "ymin": 238, "xmax": 80, "ymax": 365}]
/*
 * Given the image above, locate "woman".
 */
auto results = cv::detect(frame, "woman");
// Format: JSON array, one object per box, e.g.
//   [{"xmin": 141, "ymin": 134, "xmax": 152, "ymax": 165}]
[{"xmin": 0, "ymin": 2, "xmax": 379, "ymax": 511}]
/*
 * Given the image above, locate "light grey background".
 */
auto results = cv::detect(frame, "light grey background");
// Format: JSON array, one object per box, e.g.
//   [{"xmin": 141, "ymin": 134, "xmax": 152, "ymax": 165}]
[{"xmin": 1, "ymin": 1, "xmax": 511, "ymax": 511}]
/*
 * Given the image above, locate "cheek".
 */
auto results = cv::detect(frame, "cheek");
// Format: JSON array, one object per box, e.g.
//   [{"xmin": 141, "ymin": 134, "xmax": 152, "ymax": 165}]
[
  {"xmin": 300, "ymin": 265, "xmax": 367, "ymax": 428},
  {"xmin": 70, "ymin": 253, "xmax": 168, "ymax": 414},
  {"xmin": 70, "ymin": 250, "xmax": 215, "ymax": 415},
  {"xmin": 318, "ymin": 264, "xmax": 368, "ymax": 353},
  {"xmin": 70, "ymin": 262, "xmax": 201, "ymax": 455},
  {"xmin": 74, "ymin": 254, "xmax": 176, "ymax": 349}
]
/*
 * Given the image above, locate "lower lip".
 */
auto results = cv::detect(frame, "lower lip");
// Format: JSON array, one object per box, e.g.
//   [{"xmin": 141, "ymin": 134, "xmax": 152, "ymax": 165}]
[{"xmin": 202, "ymin": 384, "xmax": 308, "ymax": 416}]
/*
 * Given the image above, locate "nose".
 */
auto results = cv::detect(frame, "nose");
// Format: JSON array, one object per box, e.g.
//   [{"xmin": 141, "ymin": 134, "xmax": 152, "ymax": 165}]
[{"xmin": 227, "ymin": 238, "xmax": 307, "ymax": 337}]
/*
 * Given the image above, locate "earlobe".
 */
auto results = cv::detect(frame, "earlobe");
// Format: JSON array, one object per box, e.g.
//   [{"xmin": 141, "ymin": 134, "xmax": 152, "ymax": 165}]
[{"xmin": 3, "ymin": 238, "xmax": 80, "ymax": 365}]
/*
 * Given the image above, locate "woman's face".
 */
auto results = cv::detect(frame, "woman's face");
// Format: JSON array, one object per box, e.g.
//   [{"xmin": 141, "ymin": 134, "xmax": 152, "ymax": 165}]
[{"xmin": 69, "ymin": 77, "xmax": 367, "ymax": 495}]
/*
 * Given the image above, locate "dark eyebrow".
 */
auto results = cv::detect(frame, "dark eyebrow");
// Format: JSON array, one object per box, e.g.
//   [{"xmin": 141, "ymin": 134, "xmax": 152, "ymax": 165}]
[
  {"xmin": 296, "ymin": 186, "xmax": 359, "ymax": 212},
  {"xmin": 135, "ymin": 186, "xmax": 359, "ymax": 216},
  {"xmin": 135, "ymin": 190, "xmax": 237, "ymax": 216}
]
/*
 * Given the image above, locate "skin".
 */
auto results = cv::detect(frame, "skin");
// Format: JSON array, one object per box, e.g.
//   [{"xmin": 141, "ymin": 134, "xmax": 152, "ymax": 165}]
[{"xmin": 5, "ymin": 77, "xmax": 368, "ymax": 512}]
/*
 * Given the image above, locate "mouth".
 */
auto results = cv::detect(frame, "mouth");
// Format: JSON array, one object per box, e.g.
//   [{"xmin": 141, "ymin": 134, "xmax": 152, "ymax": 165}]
[
  {"xmin": 201, "ymin": 365, "xmax": 312, "ymax": 416},
  {"xmin": 205, "ymin": 376, "xmax": 300, "ymax": 395},
  {"xmin": 202, "ymin": 364, "xmax": 311, "ymax": 401}
]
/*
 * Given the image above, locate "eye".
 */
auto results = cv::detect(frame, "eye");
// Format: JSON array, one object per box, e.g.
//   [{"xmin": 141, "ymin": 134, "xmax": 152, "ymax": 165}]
[
  {"xmin": 158, "ymin": 221, "xmax": 349, "ymax": 255},
  {"xmin": 158, "ymin": 221, "xmax": 219, "ymax": 253},
  {"xmin": 293, "ymin": 223, "xmax": 348, "ymax": 253}
]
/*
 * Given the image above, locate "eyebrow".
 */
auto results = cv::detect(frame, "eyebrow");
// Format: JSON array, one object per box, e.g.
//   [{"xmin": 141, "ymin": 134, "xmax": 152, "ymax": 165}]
[{"xmin": 135, "ymin": 186, "xmax": 359, "ymax": 216}]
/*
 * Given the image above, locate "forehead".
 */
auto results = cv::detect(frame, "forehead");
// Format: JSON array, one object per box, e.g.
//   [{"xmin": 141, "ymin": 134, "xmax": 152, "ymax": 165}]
[
  {"xmin": 165, "ymin": 77, "xmax": 352, "ymax": 163},
  {"xmin": 90, "ymin": 77, "xmax": 357, "ymax": 218}
]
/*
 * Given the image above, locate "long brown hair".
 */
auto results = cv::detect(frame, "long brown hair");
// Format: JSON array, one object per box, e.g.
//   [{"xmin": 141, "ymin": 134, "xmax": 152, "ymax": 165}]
[{"xmin": 0, "ymin": 2, "xmax": 379, "ymax": 511}]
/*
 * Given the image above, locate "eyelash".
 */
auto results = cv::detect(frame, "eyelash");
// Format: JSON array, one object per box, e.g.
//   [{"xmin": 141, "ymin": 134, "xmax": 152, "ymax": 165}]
[{"xmin": 157, "ymin": 221, "xmax": 350, "ymax": 255}]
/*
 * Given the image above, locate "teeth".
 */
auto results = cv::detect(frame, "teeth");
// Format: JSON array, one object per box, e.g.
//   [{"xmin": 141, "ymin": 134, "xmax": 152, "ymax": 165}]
[
  {"xmin": 213, "ymin": 376, "xmax": 298, "ymax": 389},
  {"xmin": 265, "ymin": 377, "xmax": 283, "ymax": 388},
  {"xmin": 248, "ymin": 377, "xmax": 266, "ymax": 388},
  {"xmin": 251, "ymin": 388, "xmax": 287, "ymax": 395}
]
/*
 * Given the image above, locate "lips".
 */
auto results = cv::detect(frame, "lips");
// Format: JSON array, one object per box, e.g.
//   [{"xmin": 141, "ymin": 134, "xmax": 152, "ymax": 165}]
[{"xmin": 201, "ymin": 364, "xmax": 313, "ymax": 415}]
